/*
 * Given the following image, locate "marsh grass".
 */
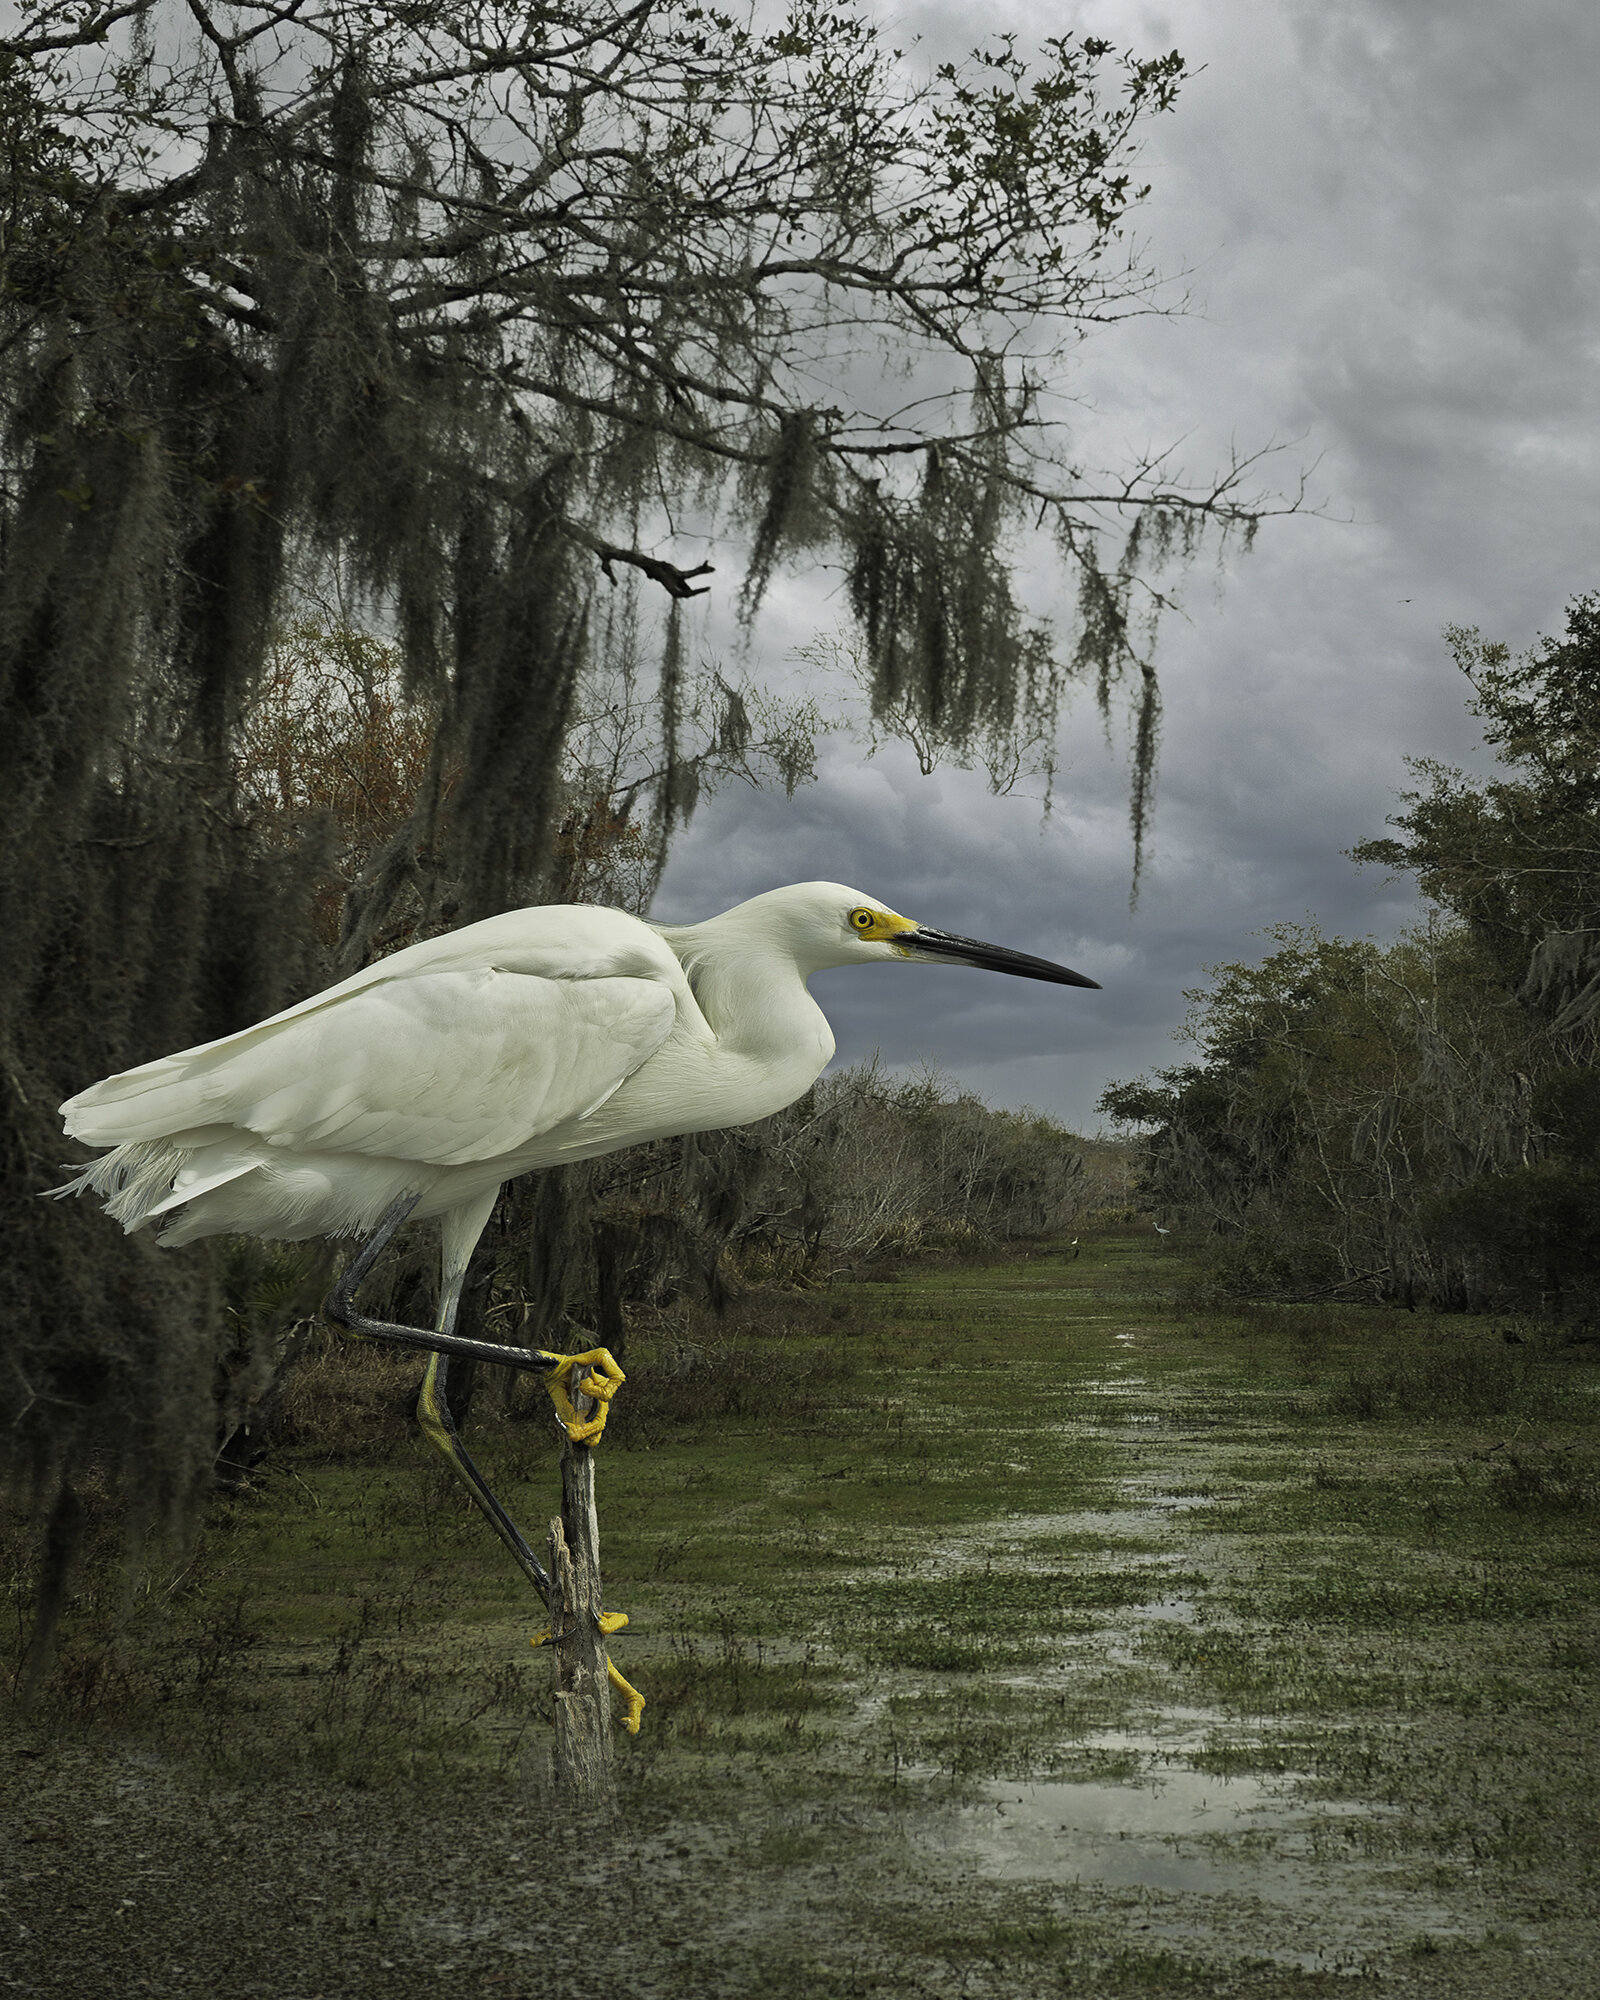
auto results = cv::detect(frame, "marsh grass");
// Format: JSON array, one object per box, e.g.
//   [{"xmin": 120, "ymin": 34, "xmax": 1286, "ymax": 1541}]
[
  {"xmin": 601, "ymin": 1335, "xmax": 857, "ymax": 1446},
  {"xmin": 1320, "ymin": 1344, "xmax": 1566, "ymax": 1423},
  {"xmin": 1484, "ymin": 1445, "xmax": 1598, "ymax": 1514},
  {"xmin": 7, "ymin": 1228, "xmax": 1600, "ymax": 1992},
  {"xmin": 270, "ymin": 1332, "xmax": 419, "ymax": 1463}
]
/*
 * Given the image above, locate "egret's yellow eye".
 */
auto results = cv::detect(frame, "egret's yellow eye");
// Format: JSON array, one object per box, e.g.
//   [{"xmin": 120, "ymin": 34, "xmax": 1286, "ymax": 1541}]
[{"xmin": 850, "ymin": 908, "xmax": 877, "ymax": 932}]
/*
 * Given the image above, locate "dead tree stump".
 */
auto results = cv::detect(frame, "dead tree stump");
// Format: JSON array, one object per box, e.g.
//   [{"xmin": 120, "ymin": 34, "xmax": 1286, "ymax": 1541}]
[{"xmin": 546, "ymin": 1384, "xmax": 614, "ymax": 1802}]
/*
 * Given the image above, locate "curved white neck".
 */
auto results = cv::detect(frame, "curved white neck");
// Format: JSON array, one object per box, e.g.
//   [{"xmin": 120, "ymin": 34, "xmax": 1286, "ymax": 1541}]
[{"xmin": 661, "ymin": 921, "xmax": 836, "ymax": 1089}]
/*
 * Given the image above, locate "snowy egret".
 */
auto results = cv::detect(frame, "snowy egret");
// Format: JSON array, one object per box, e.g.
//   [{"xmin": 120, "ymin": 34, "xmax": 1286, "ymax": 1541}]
[{"xmin": 55, "ymin": 882, "xmax": 1097, "ymax": 1665}]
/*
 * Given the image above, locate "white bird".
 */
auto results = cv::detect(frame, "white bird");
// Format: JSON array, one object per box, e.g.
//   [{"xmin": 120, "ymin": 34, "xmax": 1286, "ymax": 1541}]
[
  {"xmin": 59, "ymin": 883, "xmax": 1097, "ymax": 1255},
  {"xmin": 55, "ymin": 883, "xmax": 1098, "ymax": 1713}
]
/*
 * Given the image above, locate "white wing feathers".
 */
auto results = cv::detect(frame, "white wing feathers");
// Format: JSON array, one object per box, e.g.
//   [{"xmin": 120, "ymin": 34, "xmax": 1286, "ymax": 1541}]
[{"xmin": 62, "ymin": 965, "xmax": 678, "ymax": 1167}]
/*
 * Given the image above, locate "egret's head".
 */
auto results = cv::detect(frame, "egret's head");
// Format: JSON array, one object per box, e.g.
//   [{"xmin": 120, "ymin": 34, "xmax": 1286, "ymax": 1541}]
[{"xmin": 715, "ymin": 883, "xmax": 1100, "ymax": 988}]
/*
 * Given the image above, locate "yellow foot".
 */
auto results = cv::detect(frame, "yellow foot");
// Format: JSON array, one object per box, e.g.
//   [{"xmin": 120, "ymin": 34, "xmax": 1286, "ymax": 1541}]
[
  {"xmin": 529, "ymin": 1616, "xmax": 645, "ymax": 1733},
  {"xmin": 536, "ymin": 1346, "xmax": 625, "ymax": 1445},
  {"xmin": 529, "ymin": 1609, "xmax": 629, "ymax": 1647},
  {"xmin": 607, "ymin": 1656, "xmax": 646, "ymax": 1735}
]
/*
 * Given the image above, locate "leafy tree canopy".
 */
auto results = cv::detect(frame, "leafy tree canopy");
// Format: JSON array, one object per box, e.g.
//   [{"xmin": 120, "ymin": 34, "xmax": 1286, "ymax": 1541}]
[
  {"xmin": 1352, "ymin": 597, "xmax": 1600, "ymax": 1025},
  {"xmin": 1103, "ymin": 599, "xmax": 1600, "ymax": 1313}
]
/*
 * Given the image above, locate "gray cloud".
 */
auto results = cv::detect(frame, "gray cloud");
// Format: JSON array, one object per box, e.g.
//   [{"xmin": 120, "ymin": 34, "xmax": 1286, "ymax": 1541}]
[{"xmin": 655, "ymin": 0, "xmax": 1600, "ymax": 1130}]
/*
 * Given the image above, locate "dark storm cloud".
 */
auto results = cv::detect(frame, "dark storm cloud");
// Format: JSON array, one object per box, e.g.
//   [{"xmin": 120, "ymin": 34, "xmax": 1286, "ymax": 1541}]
[{"xmin": 656, "ymin": 0, "xmax": 1600, "ymax": 1129}]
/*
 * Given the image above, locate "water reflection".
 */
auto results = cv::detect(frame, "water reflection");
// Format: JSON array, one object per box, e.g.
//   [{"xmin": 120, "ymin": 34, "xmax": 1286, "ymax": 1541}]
[{"xmin": 932, "ymin": 1733, "xmax": 1464, "ymax": 1974}]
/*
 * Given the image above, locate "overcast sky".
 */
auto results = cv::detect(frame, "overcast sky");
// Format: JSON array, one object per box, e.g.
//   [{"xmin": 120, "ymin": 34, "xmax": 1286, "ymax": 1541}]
[{"xmin": 653, "ymin": 0, "xmax": 1600, "ymax": 1130}]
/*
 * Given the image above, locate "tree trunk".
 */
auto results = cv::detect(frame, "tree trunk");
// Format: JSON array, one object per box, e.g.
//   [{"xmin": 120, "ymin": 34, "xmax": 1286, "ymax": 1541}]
[{"xmin": 546, "ymin": 1382, "xmax": 613, "ymax": 1801}]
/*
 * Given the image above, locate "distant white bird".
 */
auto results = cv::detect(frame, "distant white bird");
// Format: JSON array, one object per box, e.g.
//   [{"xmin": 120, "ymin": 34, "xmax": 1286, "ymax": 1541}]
[{"xmin": 55, "ymin": 883, "xmax": 1098, "ymax": 1684}]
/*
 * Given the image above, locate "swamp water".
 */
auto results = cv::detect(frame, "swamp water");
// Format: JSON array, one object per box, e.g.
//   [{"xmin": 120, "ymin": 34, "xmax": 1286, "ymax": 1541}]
[
  {"xmin": 7, "ymin": 1236, "xmax": 1599, "ymax": 1996},
  {"xmin": 891, "ymin": 1439, "xmax": 1478, "ymax": 1977}
]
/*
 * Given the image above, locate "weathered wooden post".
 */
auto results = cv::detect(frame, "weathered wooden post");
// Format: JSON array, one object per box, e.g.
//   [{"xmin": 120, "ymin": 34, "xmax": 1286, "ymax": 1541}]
[{"xmin": 546, "ymin": 1375, "xmax": 614, "ymax": 1801}]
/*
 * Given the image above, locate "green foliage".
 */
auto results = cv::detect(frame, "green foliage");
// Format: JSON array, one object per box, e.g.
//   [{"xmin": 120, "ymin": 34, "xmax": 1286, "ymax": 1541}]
[
  {"xmin": 1320, "ymin": 1340, "xmax": 1550, "ymax": 1425},
  {"xmin": 1531, "ymin": 1065, "xmax": 1600, "ymax": 1162},
  {"xmin": 8, "ymin": 1235, "xmax": 1600, "ymax": 1994},
  {"xmin": 1102, "ymin": 921, "xmax": 1533, "ymax": 1299},
  {"xmin": 1351, "ymin": 596, "xmax": 1600, "ymax": 1020},
  {"xmin": 1423, "ymin": 1163, "xmax": 1600, "ymax": 1310},
  {"xmin": 1104, "ymin": 595, "xmax": 1600, "ymax": 1315}
]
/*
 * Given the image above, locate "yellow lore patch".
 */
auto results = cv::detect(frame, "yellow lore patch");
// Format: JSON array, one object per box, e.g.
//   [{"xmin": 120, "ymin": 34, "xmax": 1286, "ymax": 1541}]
[{"xmin": 848, "ymin": 906, "xmax": 917, "ymax": 943}]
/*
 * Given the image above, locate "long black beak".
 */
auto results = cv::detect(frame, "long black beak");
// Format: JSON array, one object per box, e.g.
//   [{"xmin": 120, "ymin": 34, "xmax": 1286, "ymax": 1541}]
[{"xmin": 900, "ymin": 927, "xmax": 1101, "ymax": 989}]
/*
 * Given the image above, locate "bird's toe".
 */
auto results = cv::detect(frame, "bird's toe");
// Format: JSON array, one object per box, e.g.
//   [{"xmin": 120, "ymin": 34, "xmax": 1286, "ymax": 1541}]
[
  {"xmin": 538, "ymin": 1347, "xmax": 626, "ymax": 1444},
  {"xmin": 607, "ymin": 1657, "xmax": 646, "ymax": 1735}
]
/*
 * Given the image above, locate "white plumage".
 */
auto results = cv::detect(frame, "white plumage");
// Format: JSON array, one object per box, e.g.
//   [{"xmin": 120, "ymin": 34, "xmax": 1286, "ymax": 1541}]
[{"xmin": 57, "ymin": 880, "xmax": 1096, "ymax": 1254}]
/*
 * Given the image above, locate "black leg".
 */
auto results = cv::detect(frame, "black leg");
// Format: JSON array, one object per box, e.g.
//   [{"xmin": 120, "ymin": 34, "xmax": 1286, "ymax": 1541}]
[
  {"xmin": 323, "ymin": 1193, "xmax": 637, "ymax": 1726},
  {"xmin": 322, "ymin": 1193, "xmax": 628, "ymax": 1584},
  {"xmin": 324, "ymin": 1194, "xmax": 571, "ymax": 1592},
  {"xmin": 416, "ymin": 1353, "xmax": 553, "ymax": 1594},
  {"xmin": 323, "ymin": 1193, "xmax": 582, "ymax": 1379}
]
